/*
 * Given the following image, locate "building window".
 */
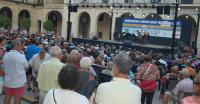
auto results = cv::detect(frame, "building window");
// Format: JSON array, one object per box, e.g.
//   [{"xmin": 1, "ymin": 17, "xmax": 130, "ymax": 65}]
[
  {"xmin": 125, "ymin": 0, "xmax": 129, "ymax": 3},
  {"xmin": 102, "ymin": 0, "xmax": 109, "ymax": 3},
  {"xmin": 181, "ymin": 0, "xmax": 193, "ymax": 4},
  {"xmin": 151, "ymin": 0, "xmax": 161, "ymax": 3}
]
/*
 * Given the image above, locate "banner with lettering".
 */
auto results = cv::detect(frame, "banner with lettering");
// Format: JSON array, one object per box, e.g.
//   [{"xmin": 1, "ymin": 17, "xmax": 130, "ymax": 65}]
[{"xmin": 122, "ymin": 18, "xmax": 182, "ymax": 39}]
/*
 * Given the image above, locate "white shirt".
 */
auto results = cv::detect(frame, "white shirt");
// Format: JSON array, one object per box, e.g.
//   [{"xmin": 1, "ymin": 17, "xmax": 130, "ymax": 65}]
[
  {"xmin": 29, "ymin": 53, "xmax": 50, "ymax": 78},
  {"xmin": 3, "ymin": 50, "xmax": 29, "ymax": 88},
  {"xmin": 173, "ymin": 78, "xmax": 194, "ymax": 96},
  {"xmin": 95, "ymin": 78, "xmax": 142, "ymax": 104},
  {"xmin": 158, "ymin": 59, "xmax": 168, "ymax": 67},
  {"xmin": 43, "ymin": 89, "xmax": 89, "ymax": 104}
]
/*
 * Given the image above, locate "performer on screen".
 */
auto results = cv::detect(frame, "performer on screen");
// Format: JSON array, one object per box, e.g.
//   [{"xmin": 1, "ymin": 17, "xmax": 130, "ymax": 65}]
[
  {"xmin": 136, "ymin": 30, "xmax": 142, "ymax": 40},
  {"xmin": 142, "ymin": 31, "xmax": 150, "ymax": 42},
  {"xmin": 113, "ymin": 30, "xmax": 119, "ymax": 41}
]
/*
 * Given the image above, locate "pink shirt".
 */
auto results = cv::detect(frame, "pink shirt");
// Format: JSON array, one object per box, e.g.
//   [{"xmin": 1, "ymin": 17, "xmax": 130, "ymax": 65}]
[{"xmin": 182, "ymin": 96, "xmax": 198, "ymax": 104}]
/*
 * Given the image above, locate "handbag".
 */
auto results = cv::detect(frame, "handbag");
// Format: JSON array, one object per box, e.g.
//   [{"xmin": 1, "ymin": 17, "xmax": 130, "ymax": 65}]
[
  {"xmin": 53, "ymin": 89, "xmax": 57, "ymax": 104},
  {"xmin": 139, "ymin": 64, "xmax": 157, "ymax": 92}
]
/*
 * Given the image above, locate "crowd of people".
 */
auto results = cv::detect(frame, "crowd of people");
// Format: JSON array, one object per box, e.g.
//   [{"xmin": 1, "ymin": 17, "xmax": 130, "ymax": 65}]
[{"xmin": 0, "ymin": 29, "xmax": 200, "ymax": 104}]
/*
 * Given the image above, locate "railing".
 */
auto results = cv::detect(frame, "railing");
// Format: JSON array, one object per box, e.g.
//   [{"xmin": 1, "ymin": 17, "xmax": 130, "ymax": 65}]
[
  {"xmin": 4, "ymin": 0, "xmax": 43, "ymax": 5},
  {"xmin": 177, "ymin": 41, "xmax": 188, "ymax": 52}
]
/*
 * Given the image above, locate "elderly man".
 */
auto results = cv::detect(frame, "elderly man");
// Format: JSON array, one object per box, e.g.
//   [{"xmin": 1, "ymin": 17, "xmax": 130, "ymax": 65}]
[
  {"xmin": 37, "ymin": 46, "xmax": 64, "ymax": 104},
  {"xmin": 25, "ymin": 38, "xmax": 41, "ymax": 91},
  {"xmin": 163, "ymin": 68, "xmax": 194, "ymax": 104},
  {"xmin": 95, "ymin": 53, "xmax": 142, "ymax": 104},
  {"xmin": 70, "ymin": 50, "xmax": 82, "ymax": 69},
  {"xmin": 3, "ymin": 39, "xmax": 29, "ymax": 104},
  {"xmin": 29, "ymin": 49, "xmax": 50, "ymax": 100}
]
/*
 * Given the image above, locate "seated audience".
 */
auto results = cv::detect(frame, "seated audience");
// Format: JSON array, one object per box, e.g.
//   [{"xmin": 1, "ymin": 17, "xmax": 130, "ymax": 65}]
[{"xmin": 43, "ymin": 64, "xmax": 89, "ymax": 104}]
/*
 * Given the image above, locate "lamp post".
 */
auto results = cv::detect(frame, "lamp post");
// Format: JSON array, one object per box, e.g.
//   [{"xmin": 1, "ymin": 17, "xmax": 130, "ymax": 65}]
[
  {"xmin": 67, "ymin": 0, "xmax": 72, "ymax": 41},
  {"xmin": 195, "ymin": 9, "xmax": 200, "ymax": 49},
  {"xmin": 171, "ymin": 0, "xmax": 179, "ymax": 56},
  {"xmin": 109, "ymin": 7, "xmax": 114, "ymax": 40}
]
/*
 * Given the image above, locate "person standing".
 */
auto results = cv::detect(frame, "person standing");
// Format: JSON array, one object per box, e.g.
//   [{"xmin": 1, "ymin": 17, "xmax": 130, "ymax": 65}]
[
  {"xmin": 77, "ymin": 57, "xmax": 98, "ymax": 100},
  {"xmin": 70, "ymin": 50, "xmax": 82, "ymax": 70},
  {"xmin": 3, "ymin": 39, "xmax": 29, "ymax": 104},
  {"xmin": 181, "ymin": 73, "xmax": 200, "ymax": 104},
  {"xmin": 29, "ymin": 49, "xmax": 50, "ymax": 100},
  {"xmin": 136, "ymin": 55, "xmax": 160, "ymax": 104},
  {"xmin": 43, "ymin": 64, "xmax": 89, "ymax": 104},
  {"xmin": 0, "ymin": 36, "xmax": 7, "ymax": 94},
  {"xmin": 163, "ymin": 68, "xmax": 194, "ymax": 104},
  {"xmin": 25, "ymin": 38, "xmax": 41, "ymax": 91},
  {"xmin": 37, "ymin": 46, "xmax": 64, "ymax": 104},
  {"xmin": 95, "ymin": 53, "xmax": 142, "ymax": 104}
]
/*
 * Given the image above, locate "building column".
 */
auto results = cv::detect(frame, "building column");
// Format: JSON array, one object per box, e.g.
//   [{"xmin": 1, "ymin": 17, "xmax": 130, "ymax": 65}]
[
  {"xmin": 197, "ymin": 22, "xmax": 200, "ymax": 54},
  {"xmin": 71, "ymin": 13, "xmax": 79, "ymax": 38},
  {"xmin": 89, "ymin": 13, "xmax": 97, "ymax": 39},
  {"xmin": 111, "ymin": 14, "xmax": 118, "ymax": 40},
  {"xmin": 12, "ymin": 9, "xmax": 18, "ymax": 30},
  {"xmin": 61, "ymin": 10, "xmax": 68, "ymax": 39}
]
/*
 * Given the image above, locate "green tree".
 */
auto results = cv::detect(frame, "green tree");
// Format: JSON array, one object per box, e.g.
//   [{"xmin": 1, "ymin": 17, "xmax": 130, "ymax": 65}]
[
  {"xmin": 0, "ymin": 16, "xmax": 11, "ymax": 28},
  {"xmin": 19, "ymin": 18, "xmax": 31, "ymax": 30},
  {"xmin": 43, "ymin": 20, "xmax": 53, "ymax": 31}
]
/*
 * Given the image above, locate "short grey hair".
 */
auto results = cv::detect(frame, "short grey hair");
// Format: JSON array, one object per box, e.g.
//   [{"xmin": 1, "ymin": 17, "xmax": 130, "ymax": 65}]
[
  {"xmin": 11, "ymin": 39, "xmax": 22, "ymax": 49},
  {"xmin": 80, "ymin": 57, "xmax": 93, "ymax": 70},
  {"xmin": 49, "ymin": 46, "xmax": 62, "ymax": 57},
  {"xmin": 39, "ymin": 49, "xmax": 46, "ymax": 54},
  {"xmin": 113, "ymin": 53, "xmax": 132, "ymax": 74},
  {"xmin": 180, "ymin": 68, "xmax": 191, "ymax": 78},
  {"xmin": 70, "ymin": 50, "xmax": 79, "ymax": 55}
]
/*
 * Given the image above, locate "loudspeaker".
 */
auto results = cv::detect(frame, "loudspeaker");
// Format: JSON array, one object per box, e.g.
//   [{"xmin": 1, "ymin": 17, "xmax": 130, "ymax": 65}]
[
  {"xmin": 157, "ymin": 6, "xmax": 163, "ymax": 14},
  {"xmin": 164, "ymin": 5, "xmax": 170, "ymax": 15},
  {"xmin": 68, "ymin": 6, "xmax": 78, "ymax": 12}
]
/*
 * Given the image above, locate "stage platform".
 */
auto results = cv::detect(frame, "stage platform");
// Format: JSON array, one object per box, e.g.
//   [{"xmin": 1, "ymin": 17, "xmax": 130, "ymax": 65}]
[{"xmin": 72, "ymin": 38, "xmax": 174, "ymax": 54}]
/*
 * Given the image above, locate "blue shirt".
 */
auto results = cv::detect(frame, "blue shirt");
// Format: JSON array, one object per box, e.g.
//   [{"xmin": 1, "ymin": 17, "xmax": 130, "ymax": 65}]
[{"xmin": 25, "ymin": 44, "xmax": 41, "ymax": 61}]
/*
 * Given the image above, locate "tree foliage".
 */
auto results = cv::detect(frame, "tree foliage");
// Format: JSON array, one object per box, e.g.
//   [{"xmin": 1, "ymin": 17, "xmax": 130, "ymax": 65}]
[
  {"xmin": 0, "ymin": 15, "xmax": 11, "ymax": 28},
  {"xmin": 43, "ymin": 20, "xmax": 53, "ymax": 31},
  {"xmin": 19, "ymin": 18, "xmax": 31, "ymax": 30}
]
